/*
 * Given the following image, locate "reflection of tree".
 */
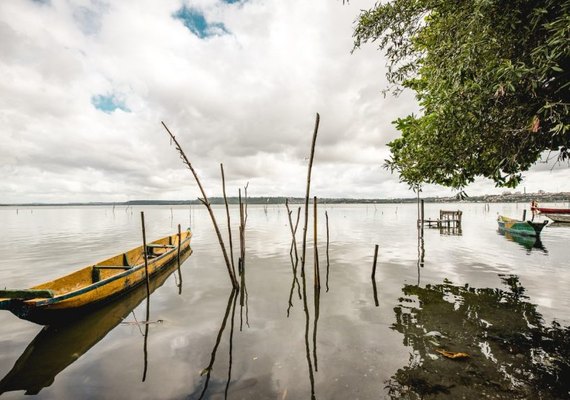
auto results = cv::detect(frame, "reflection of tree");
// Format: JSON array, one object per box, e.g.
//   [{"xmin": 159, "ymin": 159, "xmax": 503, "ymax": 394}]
[{"xmin": 388, "ymin": 276, "xmax": 570, "ymax": 399}]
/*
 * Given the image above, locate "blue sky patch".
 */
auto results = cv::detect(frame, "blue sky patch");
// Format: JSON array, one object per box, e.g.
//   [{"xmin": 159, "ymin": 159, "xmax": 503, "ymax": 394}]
[
  {"xmin": 221, "ymin": 0, "xmax": 241, "ymax": 3},
  {"xmin": 91, "ymin": 94, "xmax": 130, "ymax": 113},
  {"xmin": 173, "ymin": 5, "xmax": 228, "ymax": 38}
]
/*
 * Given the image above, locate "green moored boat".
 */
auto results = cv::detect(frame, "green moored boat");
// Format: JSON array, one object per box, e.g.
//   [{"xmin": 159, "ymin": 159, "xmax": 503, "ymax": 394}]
[{"xmin": 497, "ymin": 215, "xmax": 548, "ymax": 237}]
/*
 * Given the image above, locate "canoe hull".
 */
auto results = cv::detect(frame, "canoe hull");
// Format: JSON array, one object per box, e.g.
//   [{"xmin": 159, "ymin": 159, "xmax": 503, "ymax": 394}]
[
  {"xmin": 0, "ymin": 229, "xmax": 191, "ymax": 325},
  {"xmin": 537, "ymin": 213, "xmax": 570, "ymax": 223},
  {"xmin": 531, "ymin": 205, "xmax": 570, "ymax": 223},
  {"xmin": 497, "ymin": 215, "xmax": 547, "ymax": 237}
]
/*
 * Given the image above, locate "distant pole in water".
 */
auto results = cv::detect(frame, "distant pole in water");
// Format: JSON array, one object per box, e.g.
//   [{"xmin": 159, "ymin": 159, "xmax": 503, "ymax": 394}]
[{"xmin": 522, "ymin": 209, "xmax": 527, "ymax": 221}]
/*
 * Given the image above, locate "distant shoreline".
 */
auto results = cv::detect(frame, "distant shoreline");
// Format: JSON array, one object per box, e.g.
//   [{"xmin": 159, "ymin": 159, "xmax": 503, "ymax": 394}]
[{"xmin": 1, "ymin": 192, "xmax": 569, "ymax": 207}]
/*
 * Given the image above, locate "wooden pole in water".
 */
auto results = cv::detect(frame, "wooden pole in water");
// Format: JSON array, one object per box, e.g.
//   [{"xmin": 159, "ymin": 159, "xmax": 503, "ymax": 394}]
[
  {"xmin": 140, "ymin": 212, "xmax": 151, "ymax": 305},
  {"xmin": 522, "ymin": 209, "xmax": 527, "ymax": 221},
  {"xmin": 300, "ymin": 113, "xmax": 320, "ymax": 281},
  {"xmin": 313, "ymin": 196, "xmax": 320, "ymax": 289},
  {"xmin": 371, "ymin": 244, "xmax": 379, "ymax": 280},
  {"xmin": 177, "ymin": 223, "xmax": 182, "ymax": 294},
  {"xmin": 220, "ymin": 163, "xmax": 236, "ymax": 279}
]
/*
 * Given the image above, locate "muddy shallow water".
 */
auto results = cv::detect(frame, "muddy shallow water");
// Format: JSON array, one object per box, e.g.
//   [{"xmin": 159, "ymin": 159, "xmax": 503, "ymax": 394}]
[{"xmin": 0, "ymin": 202, "xmax": 568, "ymax": 399}]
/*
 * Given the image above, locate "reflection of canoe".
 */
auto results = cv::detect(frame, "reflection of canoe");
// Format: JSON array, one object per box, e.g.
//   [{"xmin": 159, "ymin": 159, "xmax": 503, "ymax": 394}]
[
  {"xmin": 497, "ymin": 215, "xmax": 547, "ymax": 237},
  {"xmin": 0, "ymin": 229, "xmax": 191, "ymax": 324},
  {"xmin": 498, "ymin": 230, "xmax": 547, "ymax": 253},
  {"xmin": 0, "ymin": 247, "xmax": 191, "ymax": 396},
  {"xmin": 531, "ymin": 205, "xmax": 570, "ymax": 223}
]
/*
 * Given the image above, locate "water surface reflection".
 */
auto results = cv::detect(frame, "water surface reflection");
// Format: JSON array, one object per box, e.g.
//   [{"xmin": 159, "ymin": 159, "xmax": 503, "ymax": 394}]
[{"xmin": 389, "ymin": 276, "xmax": 570, "ymax": 399}]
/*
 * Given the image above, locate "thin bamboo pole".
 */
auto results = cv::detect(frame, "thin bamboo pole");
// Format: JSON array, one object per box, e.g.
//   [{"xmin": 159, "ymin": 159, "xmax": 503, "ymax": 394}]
[{"xmin": 161, "ymin": 122, "xmax": 238, "ymax": 289}]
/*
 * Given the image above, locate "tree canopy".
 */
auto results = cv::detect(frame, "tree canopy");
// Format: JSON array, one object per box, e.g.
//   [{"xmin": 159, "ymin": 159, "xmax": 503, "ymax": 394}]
[{"xmin": 354, "ymin": 0, "xmax": 570, "ymax": 188}]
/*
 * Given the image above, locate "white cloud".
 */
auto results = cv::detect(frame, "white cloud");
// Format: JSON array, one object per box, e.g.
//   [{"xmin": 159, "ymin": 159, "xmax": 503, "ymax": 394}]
[{"xmin": 0, "ymin": 0, "xmax": 568, "ymax": 203}]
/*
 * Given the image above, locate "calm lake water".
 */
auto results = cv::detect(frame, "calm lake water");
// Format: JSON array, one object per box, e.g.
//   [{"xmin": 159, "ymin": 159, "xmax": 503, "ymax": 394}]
[{"xmin": 0, "ymin": 202, "xmax": 569, "ymax": 399}]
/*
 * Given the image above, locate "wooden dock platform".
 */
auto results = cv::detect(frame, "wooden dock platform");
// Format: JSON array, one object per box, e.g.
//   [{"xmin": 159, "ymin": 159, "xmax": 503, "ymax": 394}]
[{"xmin": 420, "ymin": 210, "xmax": 462, "ymax": 229}]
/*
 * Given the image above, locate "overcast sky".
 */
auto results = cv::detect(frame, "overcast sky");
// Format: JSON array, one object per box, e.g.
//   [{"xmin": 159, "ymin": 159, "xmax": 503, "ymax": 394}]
[{"xmin": 1, "ymin": 0, "xmax": 568, "ymax": 204}]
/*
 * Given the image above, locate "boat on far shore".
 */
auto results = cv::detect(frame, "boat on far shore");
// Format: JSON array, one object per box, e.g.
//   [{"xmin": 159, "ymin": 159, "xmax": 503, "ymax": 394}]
[
  {"xmin": 531, "ymin": 202, "xmax": 570, "ymax": 223},
  {"xmin": 497, "ymin": 215, "xmax": 548, "ymax": 237}
]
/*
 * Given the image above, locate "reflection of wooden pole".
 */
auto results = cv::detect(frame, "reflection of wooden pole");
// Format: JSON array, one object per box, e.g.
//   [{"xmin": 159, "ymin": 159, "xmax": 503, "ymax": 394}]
[
  {"xmin": 313, "ymin": 196, "xmax": 320, "ymax": 289},
  {"xmin": 372, "ymin": 279, "xmax": 379, "ymax": 307},
  {"xmin": 141, "ymin": 211, "xmax": 151, "ymax": 381},
  {"xmin": 325, "ymin": 210, "xmax": 330, "ymax": 292},
  {"xmin": 372, "ymin": 244, "xmax": 379, "ymax": 306},
  {"xmin": 198, "ymin": 289, "xmax": 238, "ymax": 400}
]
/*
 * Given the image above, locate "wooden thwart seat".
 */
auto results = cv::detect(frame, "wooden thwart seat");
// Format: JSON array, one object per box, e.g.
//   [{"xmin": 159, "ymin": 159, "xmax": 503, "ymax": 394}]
[{"xmin": 92, "ymin": 265, "xmax": 132, "ymax": 283}]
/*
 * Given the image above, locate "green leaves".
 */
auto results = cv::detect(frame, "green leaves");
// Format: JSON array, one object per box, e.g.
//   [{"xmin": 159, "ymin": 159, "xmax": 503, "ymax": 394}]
[{"xmin": 354, "ymin": 0, "xmax": 570, "ymax": 188}]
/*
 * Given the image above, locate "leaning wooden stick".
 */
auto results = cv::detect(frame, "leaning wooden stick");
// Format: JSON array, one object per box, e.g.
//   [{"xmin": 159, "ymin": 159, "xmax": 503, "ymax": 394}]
[
  {"xmin": 220, "ymin": 163, "xmax": 236, "ymax": 279},
  {"xmin": 161, "ymin": 122, "xmax": 238, "ymax": 289}
]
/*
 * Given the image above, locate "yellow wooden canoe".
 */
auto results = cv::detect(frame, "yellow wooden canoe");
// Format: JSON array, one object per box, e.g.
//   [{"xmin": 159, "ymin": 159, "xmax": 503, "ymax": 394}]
[
  {"xmin": 0, "ymin": 229, "xmax": 191, "ymax": 324},
  {"xmin": 0, "ymin": 249, "xmax": 191, "ymax": 395}
]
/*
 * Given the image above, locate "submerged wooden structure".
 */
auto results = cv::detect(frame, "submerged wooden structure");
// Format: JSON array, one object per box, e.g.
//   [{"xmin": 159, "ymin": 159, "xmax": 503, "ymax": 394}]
[
  {"xmin": 422, "ymin": 210, "xmax": 463, "ymax": 229},
  {"xmin": 0, "ymin": 229, "xmax": 192, "ymax": 324},
  {"xmin": 418, "ymin": 203, "xmax": 463, "ymax": 235}
]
